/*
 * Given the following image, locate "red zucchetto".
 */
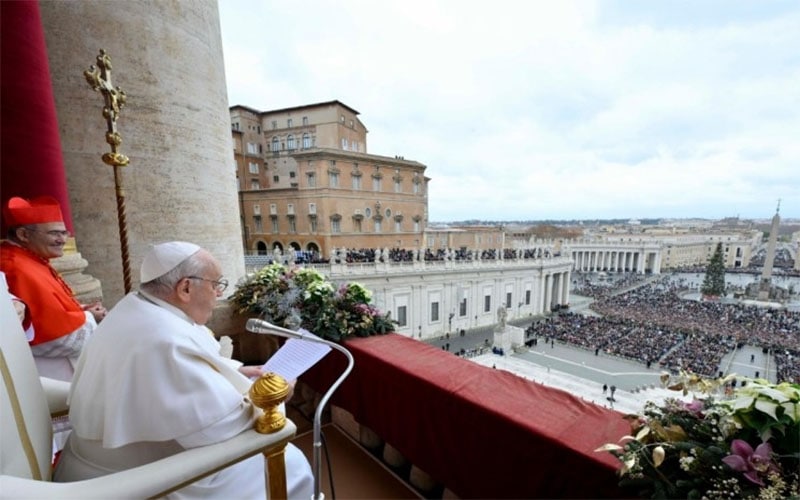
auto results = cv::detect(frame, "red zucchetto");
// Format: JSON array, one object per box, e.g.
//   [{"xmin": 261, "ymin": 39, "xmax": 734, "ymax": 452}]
[{"xmin": 3, "ymin": 196, "xmax": 64, "ymax": 226}]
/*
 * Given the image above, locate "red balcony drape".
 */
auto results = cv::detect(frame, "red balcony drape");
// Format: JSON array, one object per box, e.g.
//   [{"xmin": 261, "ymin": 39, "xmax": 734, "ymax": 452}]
[
  {"xmin": 302, "ymin": 334, "xmax": 629, "ymax": 498},
  {"xmin": 1, "ymin": 0, "xmax": 73, "ymax": 233}
]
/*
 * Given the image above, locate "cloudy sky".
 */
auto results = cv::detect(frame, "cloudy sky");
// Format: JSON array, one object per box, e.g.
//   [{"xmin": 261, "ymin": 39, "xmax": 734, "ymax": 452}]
[{"xmin": 218, "ymin": 0, "xmax": 799, "ymax": 222}]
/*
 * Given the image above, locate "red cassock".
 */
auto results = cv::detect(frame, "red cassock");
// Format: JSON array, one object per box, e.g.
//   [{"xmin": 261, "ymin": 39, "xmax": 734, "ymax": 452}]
[{"xmin": 0, "ymin": 242, "xmax": 85, "ymax": 344}]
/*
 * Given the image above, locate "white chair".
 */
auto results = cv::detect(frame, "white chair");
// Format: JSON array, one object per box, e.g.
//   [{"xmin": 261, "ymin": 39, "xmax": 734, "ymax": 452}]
[{"xmin": 0, "ymin": 275, "xmax": 294, "ymax": 499}]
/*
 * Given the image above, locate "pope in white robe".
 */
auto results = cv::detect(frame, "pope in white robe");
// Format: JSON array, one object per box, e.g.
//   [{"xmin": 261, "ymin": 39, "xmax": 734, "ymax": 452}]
[{"xmin": 54, "ymin": 241, "xmax": 313, "ymax": 499}]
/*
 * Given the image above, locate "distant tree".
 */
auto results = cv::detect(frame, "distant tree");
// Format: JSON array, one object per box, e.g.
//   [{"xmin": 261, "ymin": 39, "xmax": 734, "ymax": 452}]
[{"xmin": 701, "ymin": 242, "xmax": 726, "ymax": 297}]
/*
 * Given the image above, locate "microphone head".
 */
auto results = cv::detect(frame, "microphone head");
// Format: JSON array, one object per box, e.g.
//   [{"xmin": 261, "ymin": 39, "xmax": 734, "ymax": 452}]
[
  {"xmin": 245, "ymin": 318, "xmax": 301, "ymax": 339},
  {"xmin": 245, "ymin": 318, "xmax": 273, "ymax": 334}
]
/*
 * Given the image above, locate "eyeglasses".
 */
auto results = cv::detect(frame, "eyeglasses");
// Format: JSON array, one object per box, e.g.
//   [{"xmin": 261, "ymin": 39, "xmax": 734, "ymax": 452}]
[
  {"xmin": 25, "ymin": 228, "xmax": 71, "ymax": 238},
  {"xmin": 186, "ymin": 276, "xmax": 229, "ymax": 293}
]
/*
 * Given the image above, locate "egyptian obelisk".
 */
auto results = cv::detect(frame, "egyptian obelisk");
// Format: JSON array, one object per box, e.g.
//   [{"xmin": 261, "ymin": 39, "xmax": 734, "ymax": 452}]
[{"xmin": 758, "ymin": 201, "xmax": 780, "ymax": 300}]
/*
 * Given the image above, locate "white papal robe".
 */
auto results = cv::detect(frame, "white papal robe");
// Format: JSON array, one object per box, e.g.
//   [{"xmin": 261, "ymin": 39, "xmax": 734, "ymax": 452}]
[{"xmin": 54, "ymin": 291, "xmax": 312, "ymax": 499}]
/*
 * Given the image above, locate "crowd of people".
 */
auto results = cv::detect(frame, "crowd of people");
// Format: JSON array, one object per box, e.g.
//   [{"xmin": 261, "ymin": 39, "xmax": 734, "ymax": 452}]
[
  {"xmin": 531, "ymin": 274, "xmax": 800, "ymax": 383},
  {"xmin": 528, "ymin": 313, "xmax": 685, "ymax": 368},
  {"xmin": 570, "ymin": 273, "xmax": 649, "ymax": 300},
  {"xmin": 264, "ymin": 246, "xmax": 562, "ymax": 265},
  {"xmin": 326, "ymin": 246, "xmax": 558, "ymax": 263}
]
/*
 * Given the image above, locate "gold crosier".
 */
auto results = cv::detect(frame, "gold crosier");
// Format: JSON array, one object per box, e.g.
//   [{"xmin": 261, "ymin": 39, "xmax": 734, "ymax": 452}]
[{"xmin": 83, "ymin": 49, "xmax": 132, "ymax": 293}]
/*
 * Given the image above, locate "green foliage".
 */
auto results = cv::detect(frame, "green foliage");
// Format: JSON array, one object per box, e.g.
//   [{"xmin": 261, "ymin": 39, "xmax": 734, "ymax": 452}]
[
  {"xmin": 230, "ymin": 263, "xmax": 397, "ymax": 342},
  {"xmin": 598, "ymin": 372, "xmax": 800, "ymax": 499},
  {"xmin": 701, "ymin": 242, "xmax": 726, "ymax": 297}
]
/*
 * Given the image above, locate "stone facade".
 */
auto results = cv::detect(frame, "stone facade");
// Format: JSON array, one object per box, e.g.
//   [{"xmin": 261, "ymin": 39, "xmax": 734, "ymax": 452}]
[
  {"xmin": 232, "ymin": 102, "xmax": 429, "ymax": 258},
  {"xmin": 305, "ymin": 255, "xmax": 573, "ymax": 339},
  {"xmin": 40, "ymin": 0, "xmax": 244, "ymax": 305}
]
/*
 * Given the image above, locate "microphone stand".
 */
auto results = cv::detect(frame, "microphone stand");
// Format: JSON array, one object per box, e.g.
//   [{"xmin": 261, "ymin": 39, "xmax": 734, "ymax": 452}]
[{"xmin": 246, "ymin": 318, "xmax": 354, "ymax": 500}]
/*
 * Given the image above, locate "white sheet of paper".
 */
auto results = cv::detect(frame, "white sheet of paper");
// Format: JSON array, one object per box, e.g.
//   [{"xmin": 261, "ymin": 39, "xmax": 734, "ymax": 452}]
[{"xmin": 260, "ymin": 328, "xmax": 332, "ymax": 380}]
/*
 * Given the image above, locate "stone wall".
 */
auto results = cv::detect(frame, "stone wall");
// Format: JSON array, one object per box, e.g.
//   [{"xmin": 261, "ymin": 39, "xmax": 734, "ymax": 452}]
[{"xmin": 40, "ymin": 0, "xmax": 244, "ymax": 305}]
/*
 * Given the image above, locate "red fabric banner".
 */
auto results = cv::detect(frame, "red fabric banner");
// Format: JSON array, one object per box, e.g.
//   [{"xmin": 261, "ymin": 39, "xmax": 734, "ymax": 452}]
[
  {"xmin": 302, "ymin": 334, "xmax": 629, "ymax": 498},
  {"xmin": 1, "ymin": 0, "xmax": 73, "ymax": 233}
]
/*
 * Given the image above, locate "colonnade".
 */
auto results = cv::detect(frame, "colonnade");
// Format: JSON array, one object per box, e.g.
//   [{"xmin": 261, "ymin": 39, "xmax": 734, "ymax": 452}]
[
  {"xmin": 542, "ymin": 270, "xmax": 570, "ymax": 311},
  {"xmin": 569, "ymin": 248, "xmax": 661, "ymax": 274},
  {"xmin": 573, "ymin": 250, "xmax": 641, "ymax": 273}
]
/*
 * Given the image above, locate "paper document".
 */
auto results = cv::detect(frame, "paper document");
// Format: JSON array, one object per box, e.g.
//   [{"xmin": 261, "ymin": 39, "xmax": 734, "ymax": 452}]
[{"xmin": 260, "ymin": 328, "xmax": 332, "ymax": 381}]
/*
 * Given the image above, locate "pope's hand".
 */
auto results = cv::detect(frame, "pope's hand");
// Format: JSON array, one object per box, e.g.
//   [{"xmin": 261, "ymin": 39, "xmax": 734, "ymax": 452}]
[{"xmin": 238, "ymin": 365, "xmax": 264, "ymax": 379}]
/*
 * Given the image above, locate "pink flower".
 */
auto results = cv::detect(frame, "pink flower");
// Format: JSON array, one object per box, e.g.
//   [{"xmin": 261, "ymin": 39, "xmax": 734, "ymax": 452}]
[
  {"xmin": 722, "ymin": 440, "xmax": 779, "ymax": 486},
  {"xmin": 681, "ymin": 398, "xmax": 704, "ymax": 415}
]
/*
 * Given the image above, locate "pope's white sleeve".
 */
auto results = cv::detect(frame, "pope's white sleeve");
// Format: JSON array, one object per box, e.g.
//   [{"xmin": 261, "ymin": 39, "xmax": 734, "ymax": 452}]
[{"xmin": 175, "ymin": 399, "xmax": 258, "ymax": 448}]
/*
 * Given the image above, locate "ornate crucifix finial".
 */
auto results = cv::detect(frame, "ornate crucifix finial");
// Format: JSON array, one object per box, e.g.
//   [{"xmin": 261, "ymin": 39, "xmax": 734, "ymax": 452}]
[
  {"xmin": 84, "ymin": 49, "xmax": 129, "ymax": 167},
  {"xmin": 776, "ymin": 198, "xmax": 781, "ymax": 214},
  {"xmin": 84, "ymin": 49, "xmax": 133, "ymax": 293}
]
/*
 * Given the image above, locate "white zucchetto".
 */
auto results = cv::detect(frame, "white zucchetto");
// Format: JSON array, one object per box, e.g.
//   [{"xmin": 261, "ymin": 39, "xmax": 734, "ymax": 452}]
[{"xmin": 140, "ymin": 241, "xmax": 201, "ymax": 283}]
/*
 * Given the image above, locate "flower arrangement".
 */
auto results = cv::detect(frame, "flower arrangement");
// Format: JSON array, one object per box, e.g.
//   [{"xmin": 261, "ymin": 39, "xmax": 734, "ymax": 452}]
[
  {"xmin": 597, "ymin": 372, "xmax": 799, "ymax": 499},
  {"xmin": 231, "ymin": 263, "xmax": 396, "ymax": 341}
]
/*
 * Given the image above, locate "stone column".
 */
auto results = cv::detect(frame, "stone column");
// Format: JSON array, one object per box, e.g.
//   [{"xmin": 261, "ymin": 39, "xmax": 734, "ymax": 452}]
[
  {"xmin": 40, "ymin": 0, "xmax": 244, "ymax": 306},
  {"xmin": 544, "ymin": 274, "xmax": 552, "ymax": 312}
]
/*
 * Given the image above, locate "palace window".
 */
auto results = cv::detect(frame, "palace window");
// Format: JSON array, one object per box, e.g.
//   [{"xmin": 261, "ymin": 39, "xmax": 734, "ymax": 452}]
[
  {"xmin": 302, "ymin": 133, "xmax": 311, "ymax": 149},
  {"xmin": 287, "ymin": 135, "xmax": 295, "ymax": 150},
  {"xmin": 249, "ymin": 162, "xmax": 259, "ymax": 174},
  {"xmin": 484, "ymin": 295, "xmax": 491, "ymax": 313},
  {"xmin": 396, "ymin": 306, "xmax": 407, "ymax": 327},
  {"xmin": 329, "ymin": 172, "xmax": 339, "ymax": 188},
  {"xmin": 430, "ymin": 301, "xmax": 439, "ymax": 322}
]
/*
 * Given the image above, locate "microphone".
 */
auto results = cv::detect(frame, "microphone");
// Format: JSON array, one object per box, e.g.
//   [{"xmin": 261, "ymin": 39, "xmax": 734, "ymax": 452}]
[{"xmin": 246, "ymin": 318, "xmax": 354, "ymax": 500}]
